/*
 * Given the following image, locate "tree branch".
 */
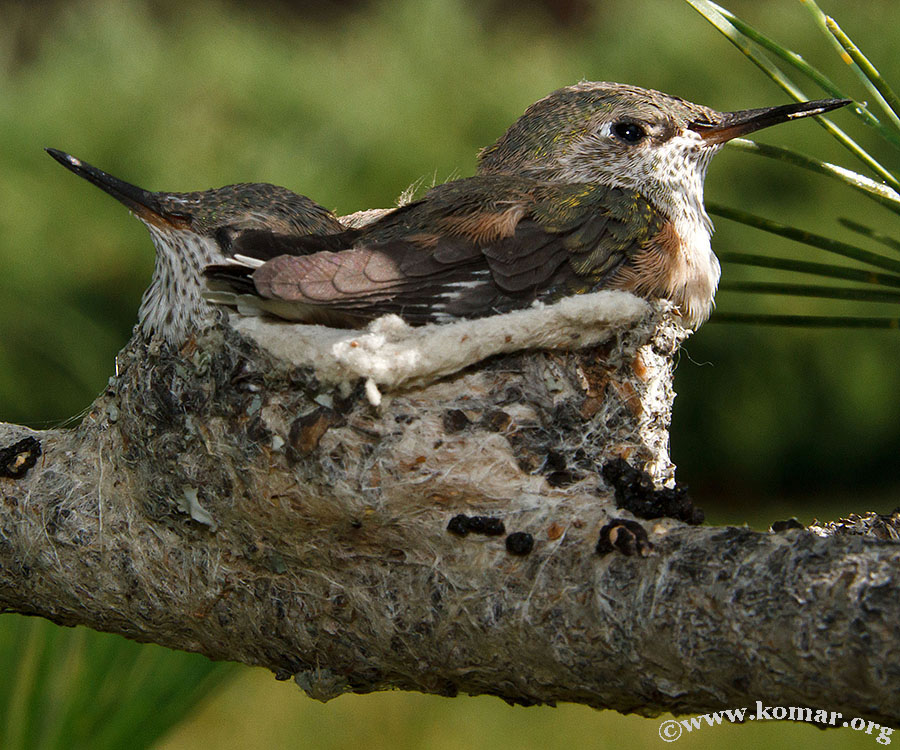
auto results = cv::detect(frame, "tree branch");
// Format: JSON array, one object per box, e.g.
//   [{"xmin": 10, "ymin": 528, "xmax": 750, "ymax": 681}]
[{"xmin": 0, "ymin": 296, "xmax": 897, "ymax": 726}]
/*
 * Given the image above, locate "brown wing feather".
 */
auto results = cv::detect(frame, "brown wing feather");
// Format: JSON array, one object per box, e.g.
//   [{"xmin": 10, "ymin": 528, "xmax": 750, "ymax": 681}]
[{"xmin": 212, "ymin": 177, "xmax": 667, "ymax": 325}]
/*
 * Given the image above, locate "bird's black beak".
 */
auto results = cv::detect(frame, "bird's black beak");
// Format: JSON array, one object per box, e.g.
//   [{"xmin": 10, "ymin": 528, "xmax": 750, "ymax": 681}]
[
  {"xmin": 45, "ymin": 148, "xmax": 191, "ymax": 229},
  {"xmin": 689, "ymin": 97, "xmax": 851, "ymax": 145}
]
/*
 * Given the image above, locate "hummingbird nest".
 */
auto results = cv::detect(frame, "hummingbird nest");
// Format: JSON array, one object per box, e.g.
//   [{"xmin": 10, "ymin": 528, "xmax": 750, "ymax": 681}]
[{"xmin": 64, "ymin": 289, "xmax": 693, "ymax": 699}]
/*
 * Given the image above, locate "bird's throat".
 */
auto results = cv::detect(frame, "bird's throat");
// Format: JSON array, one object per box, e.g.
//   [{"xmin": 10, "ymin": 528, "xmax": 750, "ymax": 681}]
[{"xmin": 139, "ymin": 227, "xmax": 223, "ymax": 345}]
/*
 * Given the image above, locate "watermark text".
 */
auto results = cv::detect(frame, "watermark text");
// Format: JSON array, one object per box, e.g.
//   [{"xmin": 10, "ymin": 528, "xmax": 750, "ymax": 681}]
[{"xmin": 658, "ymin": 702, "xmax": 893, "ymax": 744}]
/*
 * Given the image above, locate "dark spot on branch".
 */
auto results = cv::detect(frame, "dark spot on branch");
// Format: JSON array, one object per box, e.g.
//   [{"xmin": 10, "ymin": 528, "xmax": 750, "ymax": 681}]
[
  {"xmin": 602, "ymin": 458, "xmax": 703, "ymax": 524},
  {"xmin": 596, "ymin": 518, "xmax": 652, "ymax": 557},
  {"xmin": 447, "ymin": 514, "xmax": 470, "ymax": 536},
  {"xmin": 505, "ymin": 531, "xmax": 534, "ymax": 555},
  {"xmin": 468, "ymin": 516, "xmax": 505, "ymax": 536},
  {"xmin": 0, "ymin": 437, "xmax": 42, "ymax": 479},
  {"xmin": 447, "ymin": 514, "xmax": 506, "ymax": 537}
]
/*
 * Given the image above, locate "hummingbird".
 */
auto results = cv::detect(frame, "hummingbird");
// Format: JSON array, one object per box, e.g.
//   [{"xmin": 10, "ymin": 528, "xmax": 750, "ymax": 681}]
[
  {"xmin": 46, "ymin": 148, "xmax": 344, "ymax": 345},
  {"xmin": 204, "ymin": 82, "xmax": 849, "ymax": 329}
]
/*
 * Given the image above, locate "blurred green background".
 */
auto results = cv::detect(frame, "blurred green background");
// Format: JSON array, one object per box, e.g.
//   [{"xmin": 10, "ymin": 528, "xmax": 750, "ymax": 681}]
[{"xmin": 0, "ymin": 0, "xmax": 897, "ymax": 747}]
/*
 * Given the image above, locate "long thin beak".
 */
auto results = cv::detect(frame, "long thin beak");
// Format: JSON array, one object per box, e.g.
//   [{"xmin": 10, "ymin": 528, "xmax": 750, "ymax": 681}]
[
  {"xmin": 45, "ymin": 148, "xmax": 191, "ymax": 229},
  {"xmin": 689, "ymin": 98, "xmax": 851, "ymax": 145}
]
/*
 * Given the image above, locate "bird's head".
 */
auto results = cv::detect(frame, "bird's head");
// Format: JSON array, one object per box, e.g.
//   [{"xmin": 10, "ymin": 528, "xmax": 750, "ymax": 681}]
[
  {"xmin": 478, "ymin": 81, "xmax": 848, "ymax": 213},
  {"xmin": 44, "ymin": 148, "xmax": 341, "ymax": 247}
]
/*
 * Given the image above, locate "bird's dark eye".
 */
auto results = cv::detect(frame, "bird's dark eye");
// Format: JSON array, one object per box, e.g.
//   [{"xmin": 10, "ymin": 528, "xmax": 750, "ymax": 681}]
[{"xmin": 612, "ymin": 121, "xmax": 646, "ymax": 144}]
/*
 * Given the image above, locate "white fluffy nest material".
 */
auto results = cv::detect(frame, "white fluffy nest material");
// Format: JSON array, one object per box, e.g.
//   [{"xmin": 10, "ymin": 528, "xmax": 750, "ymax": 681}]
[{"xmin": 232, "ymin": 290, "xmax": 654, "ymax": 404}]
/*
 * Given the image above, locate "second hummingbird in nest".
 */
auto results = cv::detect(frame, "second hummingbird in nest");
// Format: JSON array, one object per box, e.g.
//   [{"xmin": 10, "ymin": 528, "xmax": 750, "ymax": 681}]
[
  {"xmin": 46, "ymin": 148, "xmax": 344, "ymax": 345},
  {"xmin": 204, "ymin": 82, "xmax": 849, "ymax": 329}
]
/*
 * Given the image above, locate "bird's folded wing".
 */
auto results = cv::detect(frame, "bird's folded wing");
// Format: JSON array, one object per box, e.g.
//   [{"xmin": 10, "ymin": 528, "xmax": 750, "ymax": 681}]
[{"xmin": 204, "ymin": 178, "xmax": 664, "ymax": 325}]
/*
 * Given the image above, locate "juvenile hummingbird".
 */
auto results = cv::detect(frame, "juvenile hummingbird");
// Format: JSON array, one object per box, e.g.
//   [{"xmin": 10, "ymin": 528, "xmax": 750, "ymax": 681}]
[
  {"xmin": 46, "ymin": 148, "xmax": 344, "ymax": 345},
  {"xmin": 204, "ymin": 82, "xmax": 848, "ymax": 329}
]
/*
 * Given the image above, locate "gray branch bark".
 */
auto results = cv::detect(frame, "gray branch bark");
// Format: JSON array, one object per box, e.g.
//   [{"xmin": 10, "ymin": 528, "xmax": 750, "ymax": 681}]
[{"xmin": 0, "ymin": 306, "xmax": 898, "ymax": 727}]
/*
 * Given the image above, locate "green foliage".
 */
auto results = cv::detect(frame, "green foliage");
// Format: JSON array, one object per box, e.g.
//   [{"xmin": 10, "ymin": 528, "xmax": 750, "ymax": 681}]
[
  {"xmin": 0, "ymin": 617, "xmax": 232, "ymax": 750},
  {"xmin": 673, "ymin": 0, "xmax": 900, "ymax": 498},
  {"xmin": 686, "ymin": 0, "xmax": 900, "ymax": 306}
]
